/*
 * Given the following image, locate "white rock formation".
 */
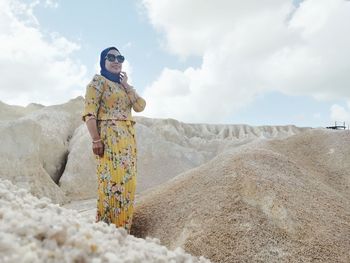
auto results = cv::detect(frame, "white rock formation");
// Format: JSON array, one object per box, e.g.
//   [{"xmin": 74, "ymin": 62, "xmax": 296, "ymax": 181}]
[
  {"xmin": 0, "ymin": 97, "xmax": 309, "ymax": 205},
  {"xmin": 59, "ymin": 124, "xmax": 96, "ymax": 200},
  {"xmin": 60, "ymin": 115, "xmax": 309, "ymax": 202},
  {"xmin": 0, "ymin": 179, "xmax": 210, "ymax": 263},
  {"xmin": 2, "ymin": 98, "xmax": 349, "ymax": 263},
  {"xmin": 135, "ymin": 117, "xmax": 309, "ymax": 193},
  {"xmin": 0, "ymin": 97, "xmax": 84, "ymax": 204},
  {"xmin": 0, "ymin": 101, "xmax": 44, "ymax": 120},
  {"xmin": 0, "ymin": 119, "xmax": 66, "ymax": 204}
]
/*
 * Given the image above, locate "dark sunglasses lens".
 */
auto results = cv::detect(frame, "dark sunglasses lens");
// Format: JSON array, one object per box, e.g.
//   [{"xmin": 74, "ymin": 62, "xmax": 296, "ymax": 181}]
[
  {"xmin": 106, "ymin": 54, "xmax": 124, "ymax": 63},
  {"xmin": 116, "ymin": 55, "xmax": 125, "ymax": 63},
  {"xmin": 106, "ymin": 54, "xmax": 116, "ymax": 62}
]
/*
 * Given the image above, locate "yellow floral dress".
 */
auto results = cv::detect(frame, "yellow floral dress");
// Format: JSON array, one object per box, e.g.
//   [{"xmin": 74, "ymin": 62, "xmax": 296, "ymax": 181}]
[{"xmin": 82, "ymin": 74, "xmax": 145, "ymax": 233}]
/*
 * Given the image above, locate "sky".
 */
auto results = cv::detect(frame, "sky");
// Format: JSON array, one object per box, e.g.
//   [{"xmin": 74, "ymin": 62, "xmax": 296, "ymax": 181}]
[{"xmin": 0, "ymin": 0, "xmax": 350, "ymax": 127}]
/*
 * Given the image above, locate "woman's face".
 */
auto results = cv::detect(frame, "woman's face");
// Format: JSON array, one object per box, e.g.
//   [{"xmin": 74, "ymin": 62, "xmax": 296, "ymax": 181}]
[{"xmin": 105, "ymin": 49, "xmax": 122, "ymax": 74}]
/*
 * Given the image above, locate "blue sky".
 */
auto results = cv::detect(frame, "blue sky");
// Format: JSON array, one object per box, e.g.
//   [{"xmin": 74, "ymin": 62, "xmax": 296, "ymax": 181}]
[
  {"xmin": 1, "ymin": 0, "xmax": 350, "ymax": 127},
  {"xmin": 33, "ymin": 0, "xmax": 200, "ymax": 89}
]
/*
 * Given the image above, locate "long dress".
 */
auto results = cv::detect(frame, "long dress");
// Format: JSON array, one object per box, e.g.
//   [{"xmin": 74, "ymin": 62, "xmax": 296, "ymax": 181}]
[{"xmin": 82, "ymin": 74, "xmax": 142, "ymax": 233}]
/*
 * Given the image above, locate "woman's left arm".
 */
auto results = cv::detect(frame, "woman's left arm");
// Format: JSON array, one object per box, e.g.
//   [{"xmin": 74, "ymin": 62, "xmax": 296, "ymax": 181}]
[
  {"xmin": 120, "ymin": 72, "xmax": 146, "ymax": 112},
  {"xmin": 126, "ymin": 86, "xmax": 146, "ymax": 112}
]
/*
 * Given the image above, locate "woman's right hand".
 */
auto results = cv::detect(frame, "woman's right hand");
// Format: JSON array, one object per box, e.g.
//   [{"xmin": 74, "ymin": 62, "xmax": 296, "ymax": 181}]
[{"xmin": 92, "ymin": 141, "xmax": 104, "ymax": 157}]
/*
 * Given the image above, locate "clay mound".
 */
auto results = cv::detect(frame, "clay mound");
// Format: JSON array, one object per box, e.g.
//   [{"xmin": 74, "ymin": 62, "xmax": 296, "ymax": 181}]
[
  {"xmin": 0, "ymin": 98, "xmax": 311, "ymax": 207},
  {"xmin": 134, "ymin": 116, "xmax": 309, "ymax": 150},
  {"xmin": 0, "ymin": 101, "xmax": 44, "ymax": 120},
  {"xmin": 131, "ymin": 129, "xmax": 350, "ymax": 263},
  {"xmin": 0, "ymin": 97, "xmax": 84, "ymax": 204},
  {"xmin": 266, "ymin": 129, "xmax": 350, "ymax": 199},
  {"xmin": 58, "ymin": 124, "xmax": 96, "ymax": 200},
  {"xmin": 134, "ymin": 117, "xmax": 309, "ymax": 193},
  {"xmin": 0, "ymin": 119, "xmax": 66, "ymax": 204},
  {"xmin": 60, "ymin": 116, "xmax": 308, "ymax": 202}
]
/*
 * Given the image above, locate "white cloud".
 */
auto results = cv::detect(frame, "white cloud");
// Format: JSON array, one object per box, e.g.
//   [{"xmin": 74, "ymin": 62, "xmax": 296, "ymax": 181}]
[
  {"xmin": 141, "ymin": 0, "xmax": 350, "ymax": 123},
  {"xmin": 0, "ymin": 0, "xmax": 87, "ymax": 106},
  {"xmin": 44, "ymin": 0, "xmax": 58, "ymax": 8}
]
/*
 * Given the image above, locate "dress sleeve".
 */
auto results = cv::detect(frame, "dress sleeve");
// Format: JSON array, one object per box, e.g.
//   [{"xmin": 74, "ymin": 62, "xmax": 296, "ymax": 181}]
[
  {"xmin": 132, "ymin": 96, "xmax": 146, "ymax": 112},
  {"xmin": 127, "ymin": 87, "xmax": 146, "ymax": 112},
  {"xmin": 82, "ymin": 75, "xmax": 105, "ymax": 122}
]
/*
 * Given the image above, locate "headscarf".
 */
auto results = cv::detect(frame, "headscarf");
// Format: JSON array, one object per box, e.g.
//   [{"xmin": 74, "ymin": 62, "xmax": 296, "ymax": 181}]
[{"xmin": 100, "ymin": 46, "xmax": 121, "ymax": 83}]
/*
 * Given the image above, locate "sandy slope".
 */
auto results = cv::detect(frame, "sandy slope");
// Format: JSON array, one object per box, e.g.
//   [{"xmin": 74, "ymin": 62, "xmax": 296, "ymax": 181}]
[
  {"xmin": 131, "ymin": 129, "xmax": 350, "ymax": 263},
  {"xmin": 0, "ymin": 179, "xmax": 210, "ymax": 263},
  {"xmin": 59, "ymin": 108, "xmax": 307, "ymax": 202},
  {"xmin": 1, "ymin": 98, "xmax": 308, "ymax": 204},
  {"xmin": 0, "ymin": 97, "xmax": 83, "ymax": 204},
  {"xmin": 133, "ymin": 117, "xmax": 309, "ymax": 194},
  {"xmin": 0, "ymin": 101, "xmax": 44, "ymax": 120},
  {"xmin": 4, "ymin": 98, "xmax": 349, "ymax": 262}
]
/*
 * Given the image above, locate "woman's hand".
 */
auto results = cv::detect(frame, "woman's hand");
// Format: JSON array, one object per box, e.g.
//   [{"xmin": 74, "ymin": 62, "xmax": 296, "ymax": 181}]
[
  {"xmin": 127, "ymin": 89, "xmax": 138, "ymax": 104},
  {"xmin": 92, "ymin": 141, "xmax": 104, "ymax": 157},
  {"xmin": 120, "ymin": 71, "xmax": 129, "ymax": 87},
  {"xmin": 120, "ymin": 71, "xmax": 135, "ymax": 94}
]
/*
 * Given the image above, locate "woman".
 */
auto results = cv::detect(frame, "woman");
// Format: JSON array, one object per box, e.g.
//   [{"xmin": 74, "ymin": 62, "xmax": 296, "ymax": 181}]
[{"xmin": 82, "ymin": 46, "xmax": 146, "ymax": 233}]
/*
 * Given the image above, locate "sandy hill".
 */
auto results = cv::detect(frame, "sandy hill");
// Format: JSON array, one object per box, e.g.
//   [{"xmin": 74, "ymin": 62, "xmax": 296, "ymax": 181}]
[
  {"xmin": 0, "ymin": 100, "xmax": 44, "ymax": 120},
  {"xmin": 132, "ymin": 117, "xmax": 309, "ymax": 194},
  {"xmin": 0, "ymin": 97, "xmax": 84, "ymax": 204},
  {"xmin": 1, "ymin": 98, "xmax": 349, "ymax": 262},
  {"xmin": 0, "ymin": 97, "xmax": 308, "ymax": 204},
  {"xmin": 131, "ymin": 129, "xmax": 350, "ymax": 263}
]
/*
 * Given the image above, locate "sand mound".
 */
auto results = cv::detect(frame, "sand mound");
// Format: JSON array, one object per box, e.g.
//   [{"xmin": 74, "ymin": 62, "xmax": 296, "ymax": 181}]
[
  {"xmin": 58, "ymin": 124, "xmax": 97, "ymax": 201},
  {"xmin": 131, "ymin": 129, "xmax": 350, "ymax": 263},
  {"xmin": 0, "ymin": 97, "xmax": 84, "ymax": 204},
  {"xmin": 0, "ymin": 101, "xmax": 44, "ymax": 120},
  {"xmin": 266, "ymin": 129, "xmax": 350, "ymax": 199},
  {"xmin": 0, "ymin": 98, "xmax": 308, "ymax": 204},
  {"xmin": 0, "ymin": 179, "xmax": 210, "ymax": 263},
  {"xmin": 60, "ymin": 115, "xmax": 308, "ymax": 202},
  {"xmin": 135, "ymin": 117, "xmax": 309, "ymax": 194},
  {"xmin": 0, "ymin": 119, "xmax": 66, "ymax": 204}
]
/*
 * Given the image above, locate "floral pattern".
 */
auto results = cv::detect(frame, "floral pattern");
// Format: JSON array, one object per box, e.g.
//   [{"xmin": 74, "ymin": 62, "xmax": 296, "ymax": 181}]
[
  {"xmin": 82, "ymin": 74, "xmax": 140, "ymax": 233},
  {"xmin": 82, "ymin": 74, "xmax": 135, "ymax": 122}
]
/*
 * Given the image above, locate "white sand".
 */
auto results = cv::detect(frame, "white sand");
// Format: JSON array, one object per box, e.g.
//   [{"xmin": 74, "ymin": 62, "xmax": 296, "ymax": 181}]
[
  {"xmin": 0, "ymin": 179, "xmax": 210, "ymax": 263},
  {"xmin": 1, "ymin": 98, "xmax": 308, "ymax": 204},
  {"xmin": 3, "ymin": 98, "xmax": 349, "ymax": 262}
]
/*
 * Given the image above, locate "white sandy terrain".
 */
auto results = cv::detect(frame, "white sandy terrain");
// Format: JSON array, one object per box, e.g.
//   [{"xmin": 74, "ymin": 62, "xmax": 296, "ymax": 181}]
[
  {"xmin": 0, "ymin": 98, "xmax": 83, "ymax": 204},
  {"xmin": 134, "ymin": 117, "xmax": 309, "ymax": 194},
  {"xmin": 59, "ymin": 111, "xmax": 309, "ymax": 202},
  {"xmin": 131, "ymin": 129, "xmax": 350, "ymax": 263},
  {"xmin": 3, "ymin": 98, "xmax": 348, "ymax": 263},
  {"xmin": 1, "ymin": 98, "xmax": 308, "ymax": 204},
  {"xmin": 0, "ymin": 179, "xmax": 210, "ymax": 263},
  {"xmin": 0, "ymin": 101, "xmax": 44, "ymax": 120}
]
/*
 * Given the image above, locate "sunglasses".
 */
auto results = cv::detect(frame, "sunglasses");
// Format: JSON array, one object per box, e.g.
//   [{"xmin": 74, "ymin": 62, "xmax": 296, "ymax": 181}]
[{"xmin": 106, "ymin": 53, "xmax": 125, "ymax": 63}]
